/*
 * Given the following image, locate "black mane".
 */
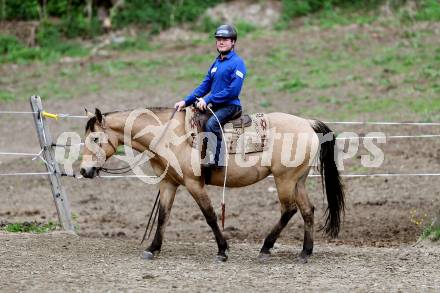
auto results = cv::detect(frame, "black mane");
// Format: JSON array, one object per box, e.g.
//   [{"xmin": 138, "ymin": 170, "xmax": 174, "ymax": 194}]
[{"xmin": 85, "ymin": 107, "xmax": 175, "ymax": 132}]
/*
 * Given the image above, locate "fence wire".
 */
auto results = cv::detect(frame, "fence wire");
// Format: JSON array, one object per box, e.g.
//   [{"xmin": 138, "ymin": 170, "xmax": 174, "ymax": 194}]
[{"xmin": 1, "ymin": 108, "xmax": 439, "ymax": 178}]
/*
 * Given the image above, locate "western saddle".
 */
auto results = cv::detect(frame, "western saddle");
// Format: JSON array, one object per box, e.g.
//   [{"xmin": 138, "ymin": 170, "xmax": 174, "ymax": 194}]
[{"xmin": 184, "ymin": 106, "xmax": 270, "ymax": 160}]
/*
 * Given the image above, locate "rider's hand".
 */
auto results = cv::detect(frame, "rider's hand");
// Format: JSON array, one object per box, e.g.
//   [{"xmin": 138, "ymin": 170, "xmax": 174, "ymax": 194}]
[
  {"xmin": 196, "ymin": 98, "xmax": 207, "ymax": 111},
  {"xmin": 174, "ymin": 100, "xmax": 186, "ymax": 111}
]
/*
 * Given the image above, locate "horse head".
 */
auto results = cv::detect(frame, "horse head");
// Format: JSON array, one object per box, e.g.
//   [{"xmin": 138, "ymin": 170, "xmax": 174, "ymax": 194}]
[{"xmin": 80, "ymin": 108, "xmax": 120, "ymax": 178}]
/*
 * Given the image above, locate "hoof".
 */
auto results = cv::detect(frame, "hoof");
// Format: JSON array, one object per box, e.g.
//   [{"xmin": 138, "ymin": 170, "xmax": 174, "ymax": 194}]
[
  {"xmin": 258, "ymin": 252, "xmax": 271, "ymax": 262},
  {"xmin": 141, "ymin": 251, "xmax": 154, "ymax": 260},
  {"xmin": 215, "ymin": 254, "xmax": 228, "ymax": 262},
  {"xmin": 298, "ymin": 255, "xmax": 308, "ymax": 264},
  {"xmin": 298, "ymin": 251, "xmax": 311, "ymax": 264}
]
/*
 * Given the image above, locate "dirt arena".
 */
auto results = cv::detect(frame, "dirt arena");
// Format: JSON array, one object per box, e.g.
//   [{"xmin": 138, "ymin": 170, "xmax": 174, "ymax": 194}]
[{"xmin": 1, "ymin": 93, "xmax": 439, "ymax": 291}]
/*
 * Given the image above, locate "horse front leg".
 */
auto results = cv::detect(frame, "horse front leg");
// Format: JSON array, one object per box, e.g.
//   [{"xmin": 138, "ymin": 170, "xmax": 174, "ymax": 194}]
[
  {"xmin": 142, "ymin": 180, "xmax": 177, "ymax": 260},
  {"xmin": 186, "ymin": 179, "xmax": 229, "ymax": 262}
]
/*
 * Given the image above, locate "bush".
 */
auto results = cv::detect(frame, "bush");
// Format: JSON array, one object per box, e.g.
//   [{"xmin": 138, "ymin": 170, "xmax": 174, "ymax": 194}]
[
  {"xmin": 279, "ymin": 0, "xmax": 439, "ymax": 25},
  {"xmin": 36, "ymin": 21, "xmax": 61, "ymax": 47},
  {"xmin": 60, "ymin": 13, "xmax": 102, "ymax": 38},
  {"xmin": 0, "ymin": 28, "xmax": 88, "ymax": 64},
  {"xmin": 0, "ymin": 35, "xmax": 43, "ymax": 63},
  {"xmin": 193, "ymin": 15, "xmax": 222, "ymax": 33},
  {"xmin": 112, "ymin": 0, "xmax": 220, "ymax": 31},
  {"xmin": 415, "ymin": 0, "xmax": 440, "ymax": 21},
  {"xmin": 2, "ymin": 0, "xmax": 221, "ymax": 38},
  {"xmin": 1, "ymin": 0, "xmax": 40, "ymax": 20},
  {"xmin": 36, "ymin": 21, "xmax": 88, "ymax": 55},
  {"xmin": 46, "ymin": 0, "xmax": 70, "ymax": 17},
  {"xmin": 0, "ymin": 34, "xmax": 24, "ymax": 54},
  {"xmin": 280, "ymin": 0, "xmax": 383, "ymax": 22}
]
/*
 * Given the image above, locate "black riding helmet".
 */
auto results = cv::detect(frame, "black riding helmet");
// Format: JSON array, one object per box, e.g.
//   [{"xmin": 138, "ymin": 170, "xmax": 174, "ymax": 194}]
[{"xmin": 214, "ymin": 24, "xmax": 237, "ymax": 41}]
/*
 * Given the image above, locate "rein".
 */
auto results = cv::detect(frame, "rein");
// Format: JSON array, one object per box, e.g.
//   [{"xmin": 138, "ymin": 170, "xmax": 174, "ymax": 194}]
[{"xmin": 97, "ymin": 108, "xmax": 178, "ymax": 175}]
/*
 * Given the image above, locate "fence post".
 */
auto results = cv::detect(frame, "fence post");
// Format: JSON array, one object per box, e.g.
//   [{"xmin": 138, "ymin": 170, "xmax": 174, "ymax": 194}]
[{"xmin": 30, "ymin": 95, "xmax": 74, "ymax": 232}]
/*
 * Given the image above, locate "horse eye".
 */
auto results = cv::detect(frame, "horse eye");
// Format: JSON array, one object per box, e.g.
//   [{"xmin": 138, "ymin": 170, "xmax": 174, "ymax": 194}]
[{"xmin": 93, "ymin": 137, "xmax": 99, "ymax": 143}]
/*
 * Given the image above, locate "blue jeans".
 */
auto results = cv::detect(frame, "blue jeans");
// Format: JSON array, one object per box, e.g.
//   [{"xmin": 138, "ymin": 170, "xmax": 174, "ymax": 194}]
[{"xmin": 204, "ymin": 104, "xmax": 242, "ymax": 166}]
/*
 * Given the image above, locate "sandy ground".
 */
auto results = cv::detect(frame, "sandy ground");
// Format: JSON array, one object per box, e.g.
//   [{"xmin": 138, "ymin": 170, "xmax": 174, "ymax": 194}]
[
  {"xmin": 1, "ymin": 232, "xmax": 439, "ymax": 292},
  {"xmin": 0, "ymin": 96, "xmax": 439, "ymax": 292}
]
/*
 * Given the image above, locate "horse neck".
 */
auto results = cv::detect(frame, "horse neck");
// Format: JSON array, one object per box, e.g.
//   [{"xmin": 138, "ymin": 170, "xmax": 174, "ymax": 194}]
[{"xmin": 107, "ymin": 108, "xmax": 186, "ymax": 152}]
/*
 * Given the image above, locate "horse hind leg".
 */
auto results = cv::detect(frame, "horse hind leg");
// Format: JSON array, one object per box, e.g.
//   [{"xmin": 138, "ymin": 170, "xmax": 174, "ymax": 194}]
[
  {"xmin": 295, "ymin": 176, "xmax": 315, "ymax": 263},
  {"xmin": 259, "ymin": 176, "xmax": 298, "ymax": 260}
]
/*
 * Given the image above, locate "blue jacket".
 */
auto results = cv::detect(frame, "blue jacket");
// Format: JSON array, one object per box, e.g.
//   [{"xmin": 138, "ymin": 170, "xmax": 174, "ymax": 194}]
[{"xmin": 184, "ymin": 51, "xmax": 246, "ymax": 107}]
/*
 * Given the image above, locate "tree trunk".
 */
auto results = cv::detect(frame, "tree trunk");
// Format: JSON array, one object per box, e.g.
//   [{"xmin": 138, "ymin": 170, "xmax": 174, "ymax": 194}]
[
  {"xmin": 67, "ymin": 0, "xmax": 72, "ymax": 19},
  {"xmin": 39, "ymin": 0, "xmax": 48, "ymax": 20},
  {"xmin": 86, "ymin": 0, "xmax": 93, "ymax": 26}
]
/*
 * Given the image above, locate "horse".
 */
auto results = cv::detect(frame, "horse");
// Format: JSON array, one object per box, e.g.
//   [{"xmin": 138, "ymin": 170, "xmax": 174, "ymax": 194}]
[{"xmin": 79, "ymin": 107, "xmax": 345, "ymax": 262}]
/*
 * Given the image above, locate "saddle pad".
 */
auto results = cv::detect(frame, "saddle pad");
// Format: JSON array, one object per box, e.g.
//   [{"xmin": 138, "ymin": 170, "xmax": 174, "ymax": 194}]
[{"xmin": 184, "ymin": 106, "xmax": 270, "ymax": 154}]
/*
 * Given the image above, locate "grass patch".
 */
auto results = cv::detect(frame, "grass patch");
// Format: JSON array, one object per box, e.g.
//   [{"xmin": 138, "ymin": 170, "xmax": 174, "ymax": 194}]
[
  {"xmin": 0, "ymin": 90, "xmax": 15, "ymax": 101},
  {"xmin": 110, "ymin": 36, "xmax": 152, "ymax": 51},
  {"xmin": 317, "ymin": 95, "xmax": 342, "ymax": 105},
  {"xmin": 1, "ymin": 221, "xmax": 59, "ymax": 233},
  {"xmin": 343, "ymin": 96, "xmax": 398, "ymax": 114},
  {"xmin": 265, "ymin": 46, "xmax": 290, "ymax": 66},
  {"xmin": 312, "ymin": 75, "xmax": 341, "ymax": 89},
  {"xmin": 177, "ymin": 66, "xmax": 205, "ymax": 80},
  {"xmin": 181, "ymin": 53, "xmax": 213, "ymax": 64},
  {"xmin": 0, "ymin": 33, "xmax": 89, "ymax": 64},
  {"xmin": 235, "ymin": 21, "xmax": 259, "ymax": 37},
  {"xmin": 248, "ymin": 75, "xmax": 274, "ymax": 91},
  {"xmin": 313, "ymin": 8, "xmax": 378, "ymax": 28},
  {"xmin": 421, "ymin": 224, "xmax": 440, "ymax": 241},
  {"xmin": 89, "ymin": 59, "xmax": 168, "ymax": 77},
  {"xmin": 279, "ymin": 77, "xmax": 308, "ymax": 93},
  {"xmin": 405, "ymin": 96, "xmax": 440, "ymax": 122},
  {"xmin": 301, "ymin": 105, "xmax": 331, "ymax": 118},
  {"xmin": 259, "ymin": 100, "xmax": 272, "ymax": 108},
  {"xmin": 414, "ymin": 0, "xmax": 440, "ymax": 21}
]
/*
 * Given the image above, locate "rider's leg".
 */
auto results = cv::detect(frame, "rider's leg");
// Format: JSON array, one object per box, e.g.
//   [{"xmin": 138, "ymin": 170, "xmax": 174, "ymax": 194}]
[{"xmin": 204, "ymin": 105, "xmax": 241, "ymax": 166}]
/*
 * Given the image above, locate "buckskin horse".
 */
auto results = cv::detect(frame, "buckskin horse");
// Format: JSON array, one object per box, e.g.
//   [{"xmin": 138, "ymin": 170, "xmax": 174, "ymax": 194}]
[{"xmin": 79, "ymin": 107, "xmax": 344, "ymax": 262}]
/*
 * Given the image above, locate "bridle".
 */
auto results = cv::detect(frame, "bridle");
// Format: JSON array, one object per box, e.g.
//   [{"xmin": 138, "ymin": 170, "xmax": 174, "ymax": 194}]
[
  {"xmin": 96, "ymin": 136, "xmax": 129, "ymax": 175},
  {"xmin": 94, "ymin": 108, "xmax": 178, "ymax": 175}
]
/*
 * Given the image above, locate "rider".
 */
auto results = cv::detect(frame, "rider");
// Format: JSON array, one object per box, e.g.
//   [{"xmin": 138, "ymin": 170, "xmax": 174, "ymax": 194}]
[{"xmin": 174, "ymin": 24, "xmax": 246, "ymax": 169}]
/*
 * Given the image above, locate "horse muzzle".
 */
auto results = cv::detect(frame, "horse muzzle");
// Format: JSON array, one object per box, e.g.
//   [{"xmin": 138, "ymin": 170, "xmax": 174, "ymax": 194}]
[{"xmin": 80, "ymin": 167, "xmax": 97, "ymax": 178}]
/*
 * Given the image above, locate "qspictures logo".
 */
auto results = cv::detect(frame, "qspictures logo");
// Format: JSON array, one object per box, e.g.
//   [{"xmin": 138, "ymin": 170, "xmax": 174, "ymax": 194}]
[{"xmin": 57, "ymin": 110, "xmax": 386, "ymax": 183}]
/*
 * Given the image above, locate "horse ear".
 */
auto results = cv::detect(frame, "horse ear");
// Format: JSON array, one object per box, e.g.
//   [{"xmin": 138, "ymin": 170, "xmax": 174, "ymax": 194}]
[
  {"xmin": 95, "ymin": 108, "xmax": 107, "ymax": 128},
  {"xmin": 95, "ymin": 108, "xmax": 103, "ymax": 124},
  {"xmin": 85, "ymin": 108, "xmax": 94, "ymax": 118}
]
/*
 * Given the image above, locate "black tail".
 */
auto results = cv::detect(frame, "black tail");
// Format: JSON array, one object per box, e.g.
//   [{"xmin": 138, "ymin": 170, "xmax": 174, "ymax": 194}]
[{"xmin": 311, "ymin": 120, "xmax": 345, "ymax": 238}]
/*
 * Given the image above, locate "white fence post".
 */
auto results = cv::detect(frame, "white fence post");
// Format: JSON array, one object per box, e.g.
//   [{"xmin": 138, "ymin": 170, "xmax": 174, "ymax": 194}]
[{"xmin": 30, "ymin": 95, "xmax": 74, "ymax": 232}]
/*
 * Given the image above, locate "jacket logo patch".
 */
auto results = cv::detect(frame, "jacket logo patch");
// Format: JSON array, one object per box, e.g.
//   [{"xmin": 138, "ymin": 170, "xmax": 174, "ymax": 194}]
[
  {"xmin": 236, "ymin": 70, "xmax": 244, "ymax": 78},
  {"xmin": 211, "ymin": 67, "xmax": 217, "ymax": 74}
]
